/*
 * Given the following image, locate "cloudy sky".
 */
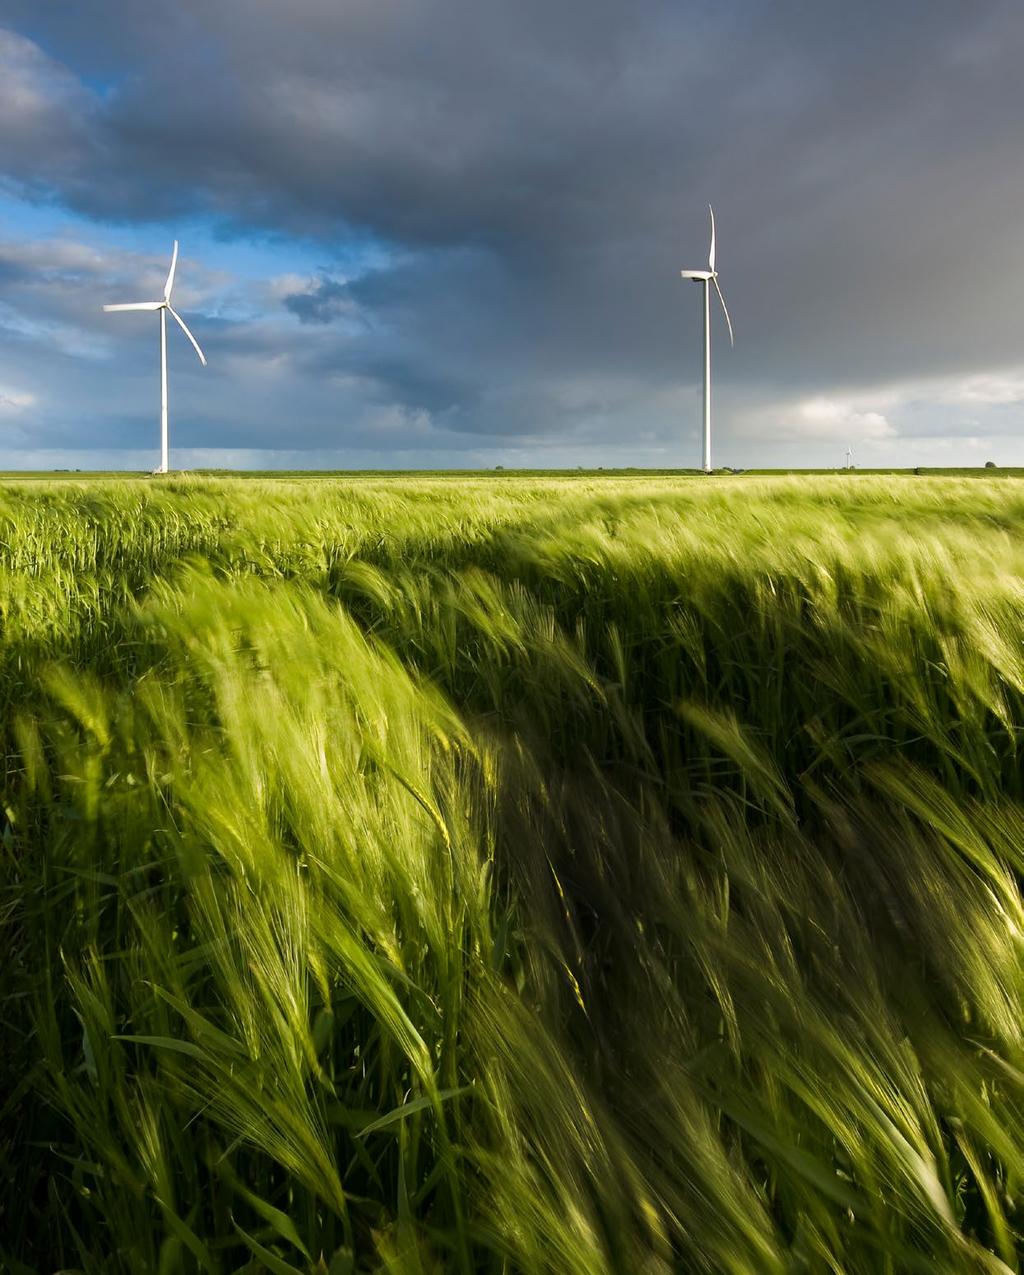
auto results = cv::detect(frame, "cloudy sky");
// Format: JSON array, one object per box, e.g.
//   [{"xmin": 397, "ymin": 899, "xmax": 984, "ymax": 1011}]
[{"xmin": 1, "ymin": 1, "xmax": 1023, "ymax": 470}]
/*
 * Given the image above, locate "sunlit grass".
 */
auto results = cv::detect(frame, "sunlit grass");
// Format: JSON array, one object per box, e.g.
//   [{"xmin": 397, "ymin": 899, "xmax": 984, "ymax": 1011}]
[{"xmin": 3, "ymin": 474, "xmax": 1024, "ymax": 1272}]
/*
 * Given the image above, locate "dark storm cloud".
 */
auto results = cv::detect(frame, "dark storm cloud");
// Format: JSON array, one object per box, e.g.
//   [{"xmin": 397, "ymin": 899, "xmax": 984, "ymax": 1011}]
[
  {"xmin": 1, "ymin": 0, "xmax": 1024, "ymax": 464},
  {"xmin": 285, "ymin": 278, "xmax": 352, "ymax": 326}
]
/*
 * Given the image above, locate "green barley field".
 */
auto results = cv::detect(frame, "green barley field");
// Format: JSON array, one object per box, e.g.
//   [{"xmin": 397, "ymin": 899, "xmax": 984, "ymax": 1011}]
[{"xmin": 3, "ymin": 473, "xmax": 1024, "ymax": 1273}]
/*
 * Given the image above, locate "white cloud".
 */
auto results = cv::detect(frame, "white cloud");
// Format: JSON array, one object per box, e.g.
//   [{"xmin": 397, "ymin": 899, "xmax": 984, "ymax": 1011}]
[
  {"xmin": 0, "ymin": 386, "xmax": 35, "ymax": 412},
  {"xmin": 267, "ymin": 272, "xmax": 313, "ymax": 301},
  {"xmin": 795, "ymin": 397, "xmax": 893, "ymax": 439},
  {"xmin": 940, "ymin": 372, "xmax": 1024, "ymax": 407},
  {"xmin": 732, "ymin": 362, "xmax": 1024, "ymax": 456},
  {"xmin": 853, "ymin": 367, "xmax": 1024, "ymax": 413},
  {"xmin": 738, "ymin": 394, "xmax": 894, "ymax": 442}
]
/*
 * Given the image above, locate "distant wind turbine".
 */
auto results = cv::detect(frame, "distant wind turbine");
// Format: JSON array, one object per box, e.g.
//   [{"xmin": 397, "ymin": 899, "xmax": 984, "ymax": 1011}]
[
  {"xmin": 103, "ymin": 241, "xmax": 207, "ymax": 474},
  {"xmin": 680, "ymin": 205, "xmax": 734, "ymax": 474}
]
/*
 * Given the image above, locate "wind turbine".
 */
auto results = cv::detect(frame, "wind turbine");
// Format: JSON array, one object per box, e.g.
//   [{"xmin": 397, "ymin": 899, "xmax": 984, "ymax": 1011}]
[
  {"xmin": 680, "ymin": 205, "xmax": 734, "ymax": 474},
  {"xmin": 103, "ymin": 242, "xmax": 207, "ymax": 474}
]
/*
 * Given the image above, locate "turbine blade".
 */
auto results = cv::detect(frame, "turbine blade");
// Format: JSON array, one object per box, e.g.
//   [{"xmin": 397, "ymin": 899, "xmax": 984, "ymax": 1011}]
[
  {"xmin": 164, "ymin": 240, "xmax": 179, "ymax": 300},
  {"xmin": 103, "ymin": 301, "xmax": 163, "ymax": 311},
  {"xmin": 712, "ymin": 275, "xmax": 734, "ymax": 347},
  {"xmin": 708, "ymin": 204, "xmax": 716, "ymax": 272},
  {"xmin": 167, "ymin": 304, "xmax": 207, "ymax": 365}
]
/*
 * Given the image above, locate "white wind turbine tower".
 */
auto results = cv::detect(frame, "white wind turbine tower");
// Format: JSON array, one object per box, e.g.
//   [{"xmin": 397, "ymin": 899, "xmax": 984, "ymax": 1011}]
[
  {"xmin": 680, "ymin": 206, "xmax": 734, "ymax": 474},
  {"xmin": 103, "ymin": 242, "xmax": 207, "ymax": 474}
]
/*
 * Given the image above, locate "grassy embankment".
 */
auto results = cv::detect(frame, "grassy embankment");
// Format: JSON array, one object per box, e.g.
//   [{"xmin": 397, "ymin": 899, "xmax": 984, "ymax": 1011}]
[{"xmin": 2, "ymin": 474, "xmax": 1023, "ymax": 1273}]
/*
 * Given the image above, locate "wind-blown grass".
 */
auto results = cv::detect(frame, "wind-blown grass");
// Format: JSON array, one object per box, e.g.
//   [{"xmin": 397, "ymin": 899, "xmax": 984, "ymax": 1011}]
[{"xmin": 2, "ymin": 474, "xmax": 1024, "ymax": 1272}]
